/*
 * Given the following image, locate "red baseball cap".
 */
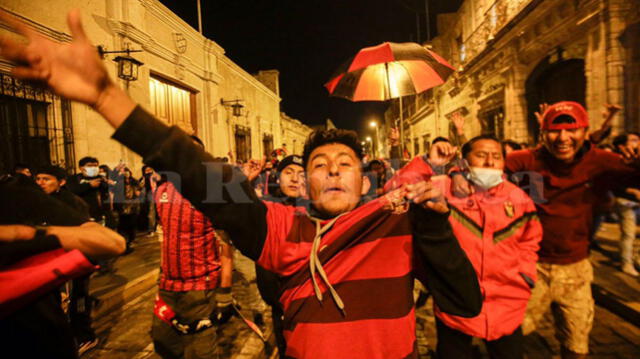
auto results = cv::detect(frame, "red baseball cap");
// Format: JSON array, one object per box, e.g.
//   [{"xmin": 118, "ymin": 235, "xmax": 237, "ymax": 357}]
[{"xmin": 540, "ymin": 101, "xmax": 589, "ymax": 130}]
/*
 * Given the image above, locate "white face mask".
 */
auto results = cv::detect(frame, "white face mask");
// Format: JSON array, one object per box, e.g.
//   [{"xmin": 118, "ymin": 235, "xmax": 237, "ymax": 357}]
[
  {"xmin": 468, "ymin": 167, "xmax": 503, "ymax": 190},
  {"xmin": 84, "ymin": 166, "xmax": 99, "ymax": 177}
]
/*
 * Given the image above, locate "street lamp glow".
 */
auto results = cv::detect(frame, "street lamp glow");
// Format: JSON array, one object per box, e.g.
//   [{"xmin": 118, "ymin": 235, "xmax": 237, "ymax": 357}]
[
  {"xmin": 361, "ymin": 141, "xmax": 366, "ymax": 146},
  {"xmin": 366, "ymin": 136, "xmax": 372, "ymax": 142},
  {"xmin": 369, "ymin": 121, "xmax": 377, "ymax": 128}
]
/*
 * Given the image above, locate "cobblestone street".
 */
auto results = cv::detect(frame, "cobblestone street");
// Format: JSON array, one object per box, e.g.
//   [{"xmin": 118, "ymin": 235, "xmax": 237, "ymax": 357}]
[
  {"xmin": 85, "ymin": 222, "xmax": 639, "ymax": 359},
  {"xmin": 84, "ymin": 234, "xmax": 277, "ymax": 359}
]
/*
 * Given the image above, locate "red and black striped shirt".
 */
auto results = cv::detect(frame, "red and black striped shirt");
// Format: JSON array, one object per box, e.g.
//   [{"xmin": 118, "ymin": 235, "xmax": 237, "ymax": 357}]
[
  {"xmin": 114, "ymin": 106, "xmax": 481, "ymax": 358},
  {"xmin": 258, "ymin": 196, "xmax": 418, "ymax": 358},
  {"xmin": 154, "ymin": 181, "xmax": 221, "ymax": 291}
]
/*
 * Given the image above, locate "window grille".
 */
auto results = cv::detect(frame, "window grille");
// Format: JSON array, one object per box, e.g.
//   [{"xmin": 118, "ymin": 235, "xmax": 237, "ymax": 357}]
[{"xmin": 0, "ymin": 73, "xmax": 75, "ymax": 174}]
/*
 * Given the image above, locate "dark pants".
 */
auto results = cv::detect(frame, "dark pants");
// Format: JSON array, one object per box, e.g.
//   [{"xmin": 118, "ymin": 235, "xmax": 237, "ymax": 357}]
[
  {"xmin": 271, "ymin": 305, "xmax": 287, "ymax": 358},
  {"xmin": 436, "ymin": 318, "xmax": 523, "ymax": 359},
  {"xmin": 70, "ymin": 274, "xmax": 95, "ymax": 343},
  {"xmin": 151, "ymin": 290, "xmax": 219, "ymax": 359},
  {"xmin": 118, "ymin": 213, "xmax": 138, "ymax": 248}
]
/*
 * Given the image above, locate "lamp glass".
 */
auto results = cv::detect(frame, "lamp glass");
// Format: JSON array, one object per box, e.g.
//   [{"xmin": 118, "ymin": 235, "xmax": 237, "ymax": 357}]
[{"xmin": 232, "ymin": 103, "xmax": 243, "ymax": 117}]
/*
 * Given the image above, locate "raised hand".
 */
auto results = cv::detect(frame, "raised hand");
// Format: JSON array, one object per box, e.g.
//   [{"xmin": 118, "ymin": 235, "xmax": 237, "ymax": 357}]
[
  {"xmin": 405, "ymin": 180, "xmax": 448, "ymax": 214},
  {"xmin": 241, "ymin": 158, "xmax": 266, "ymax": 182},
  {"xmin": 428, "ymin": 141, "xmax": 457, "ymax": 167},
  {"xmin": 601, "ymin": 103, "xmax": 622, "ymax": 124},
  {"xmin": 452, "ymin": 112, "xmax": 465, "ymax": 136},
  {"xmin": 0, "ymin": 10, "xmax": 135, "ymax": 128},
  {"xmin": 0, "ymin": 10, "xmax": 110, "ymax": 106}
]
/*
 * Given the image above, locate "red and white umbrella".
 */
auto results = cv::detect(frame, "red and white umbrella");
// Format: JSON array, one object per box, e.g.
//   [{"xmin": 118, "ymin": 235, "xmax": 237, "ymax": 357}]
[{"xmin": 325, "ymin": 42, "xmax": 455, "ymax": 102}]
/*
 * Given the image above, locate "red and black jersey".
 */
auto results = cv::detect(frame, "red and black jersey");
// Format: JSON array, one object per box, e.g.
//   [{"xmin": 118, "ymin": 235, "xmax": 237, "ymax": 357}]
[
  {"xmin": 154, "ymin": 181, "xmax": 221, "ymax": 291},
  {"xmin": 114, "ymin": 107, "xmax": 481, "ymax": 359},
  {"xmin": 258, "ymin": 197, "xmax": 417, "ymax": 358}
]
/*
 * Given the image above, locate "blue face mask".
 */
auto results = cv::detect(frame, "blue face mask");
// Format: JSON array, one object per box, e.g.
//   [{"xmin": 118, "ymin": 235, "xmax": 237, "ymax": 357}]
[{"xmin": 84, "ymin": 166, "xmax": 99, "ymax": 177}]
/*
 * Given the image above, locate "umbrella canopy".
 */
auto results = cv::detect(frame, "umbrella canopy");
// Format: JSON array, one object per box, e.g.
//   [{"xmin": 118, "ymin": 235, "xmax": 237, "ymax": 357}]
[{"xmin": 325, "ymin": 42, "xmax": 455, "ymax": 102}]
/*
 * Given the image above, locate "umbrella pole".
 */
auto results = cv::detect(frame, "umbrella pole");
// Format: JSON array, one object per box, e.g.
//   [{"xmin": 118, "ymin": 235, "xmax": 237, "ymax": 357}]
[
  {"xmin": 399, "ymin": 95, "xmax": 404, "ymax": 157},
  {"xmin": 385, "ymin": 62, "xmax": 405, "ymax": 157}
]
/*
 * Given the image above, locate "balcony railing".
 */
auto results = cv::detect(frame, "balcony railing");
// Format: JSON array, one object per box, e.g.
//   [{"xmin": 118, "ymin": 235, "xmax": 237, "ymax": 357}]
[{"xmin": 459, "ymin": 0, "xmax": 533, "ymax": 66}]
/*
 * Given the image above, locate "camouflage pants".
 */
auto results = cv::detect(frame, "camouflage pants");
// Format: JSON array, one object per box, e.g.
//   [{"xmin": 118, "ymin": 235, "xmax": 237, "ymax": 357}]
[{"xmin": 522, "ymin": 258, "xmax": 594, "ymax": 354}]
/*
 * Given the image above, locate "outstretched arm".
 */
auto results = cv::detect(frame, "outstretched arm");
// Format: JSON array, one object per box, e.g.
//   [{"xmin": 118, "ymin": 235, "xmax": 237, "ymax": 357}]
[
  {"xmin": 0, "ymin": 223, "xmax": 125, "ymax": 266},
  {"xmin": 0, "ymin": 182, "xmax": 125, "ymax": 265},
  {"xmin": 0, "ymin": 10, "xmax": 135, "ymax": 128},
  {"xmin": 0, "ymin": 10, "xmax": 268, "ymax": 260},
  {"xmin": 590, "ymin": 104, "xmax": 621, "ymax": 145}
]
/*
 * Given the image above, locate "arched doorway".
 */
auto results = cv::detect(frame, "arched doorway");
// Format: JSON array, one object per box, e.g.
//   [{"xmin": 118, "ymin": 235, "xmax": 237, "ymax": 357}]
[{"xmin": 525, "ymin": 57, "xmax": 586, "ymax": 141}]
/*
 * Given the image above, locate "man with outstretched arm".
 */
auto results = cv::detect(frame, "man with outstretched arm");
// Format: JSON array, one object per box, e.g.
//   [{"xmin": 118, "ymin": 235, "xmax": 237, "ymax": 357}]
[
  {"xmin": 0, "ymin": 10, "xmax": 481, "ymax": 358},
  {"xmin": 0, "ymin": 177, "xmax": 125, "ymax": 359}
]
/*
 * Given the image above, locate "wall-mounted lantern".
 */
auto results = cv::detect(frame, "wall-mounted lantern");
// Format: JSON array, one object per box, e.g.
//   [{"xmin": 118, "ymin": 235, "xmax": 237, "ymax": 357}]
[
  {"xmin": 221, "ymin": 98, "xmax": 245, "ymax": 117},
  {"xmin": 97, "ymin": 44, "xmax": 144, "ymax": 82}
]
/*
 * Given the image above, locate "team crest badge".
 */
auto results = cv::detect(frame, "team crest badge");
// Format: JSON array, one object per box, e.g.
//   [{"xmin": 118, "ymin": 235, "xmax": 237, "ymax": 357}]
[
  {"xmin": 160, "ymin": 192, "xmax": 169, "ymax": 203},
  {"xmin": 383, "ymin": 188, "xmax": 409, "ymax": 214},
  {"xmin": 504, "ymin": 201, "xmax": 514, "ymax": 217}
]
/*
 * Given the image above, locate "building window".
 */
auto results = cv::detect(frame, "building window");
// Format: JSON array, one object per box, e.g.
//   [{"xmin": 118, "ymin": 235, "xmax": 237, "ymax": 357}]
[
  {"xmin": 422, "ymin": 134, "xmax": 431, "ymax": 154},
  {"xmin": 481, "ymin": 107, "xmax": 505, "ymax": 139},
  {"xmin": 0, "ymin": 73, "xmax": 75, "ymax": 174},
  {"xmin": 263, "ymin": 134, "xmax": 274, "ymax": 159},
  {"xmin": 235, "ymin": 125, "xmax": 251, "ymax": 162},
  {"xmin": 149, "ymin": 75, "xmax": 197, "ymax": 134},
  {"xmin": 414, "ymin": 138, "xmax": 420, "ymax": 157}
]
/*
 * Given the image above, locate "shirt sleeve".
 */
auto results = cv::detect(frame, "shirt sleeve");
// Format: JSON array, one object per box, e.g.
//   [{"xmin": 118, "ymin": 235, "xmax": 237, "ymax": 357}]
[
  {"xmin": 595, "ymin": 150, "xmax": 640, "ymax": 190},
  {"xmin": 517, "ymin": 201, "xmax": 542, "ymax": 284},
  {"xmin": 112, "ymin": 106, "xmax": 268, "ymax": 260},
  {"xmin": 0, "ymin": 183, "xmax": 88, "ymax": 227},
  {"xmin": 410, "ymin": 204, "xmax": 482, "ymax": 318},
  {"xmin": 0, "ymin": 182, "xmax": 86, "ymax": 265},
  {"xmin": 505, "ymin": 150, "xmax": 528, "ymax": 175}
]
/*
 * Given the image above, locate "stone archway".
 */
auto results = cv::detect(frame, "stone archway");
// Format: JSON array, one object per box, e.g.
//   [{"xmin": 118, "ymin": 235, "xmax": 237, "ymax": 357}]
[{"xmin": 525, "ymin": 57, "xmax": 586, "ymax": 140}]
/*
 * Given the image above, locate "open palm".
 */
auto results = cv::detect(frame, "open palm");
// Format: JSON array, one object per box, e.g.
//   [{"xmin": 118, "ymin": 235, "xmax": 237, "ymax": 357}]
[{"xmin": 0, "ymin": 10, "xmax": 110, "ymax": 107}]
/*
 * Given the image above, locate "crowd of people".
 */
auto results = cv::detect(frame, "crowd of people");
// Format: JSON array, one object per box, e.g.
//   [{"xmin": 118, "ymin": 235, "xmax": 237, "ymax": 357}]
[{"xmin": 1, "ymin": 9, "xmax": 639, "ymax": 359}]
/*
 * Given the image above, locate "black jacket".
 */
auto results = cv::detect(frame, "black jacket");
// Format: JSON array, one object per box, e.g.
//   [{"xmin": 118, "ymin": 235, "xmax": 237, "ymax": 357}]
[
  {"xmin": 0, "ymin": 180, "xmax": 88, "ymax": 359},
  {"xmin": 66, "ymin": 173, "xmax": 105, "ymax": 220}
]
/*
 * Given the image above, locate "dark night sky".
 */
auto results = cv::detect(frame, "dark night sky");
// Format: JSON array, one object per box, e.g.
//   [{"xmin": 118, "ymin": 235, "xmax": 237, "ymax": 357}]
[{"xmin": 158, "ymin": 0, "xmax": 462, "ymax": 132}]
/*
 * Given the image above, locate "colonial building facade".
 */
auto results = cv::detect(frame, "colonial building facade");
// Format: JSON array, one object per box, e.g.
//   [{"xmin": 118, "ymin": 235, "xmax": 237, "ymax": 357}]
[
  {"xmin": 385, "ymin": 0, "xmax": 639, "ymax": 155},
  {"xmin": 0, "ymin": 0, "xmax": 310, "ymax": 175}
]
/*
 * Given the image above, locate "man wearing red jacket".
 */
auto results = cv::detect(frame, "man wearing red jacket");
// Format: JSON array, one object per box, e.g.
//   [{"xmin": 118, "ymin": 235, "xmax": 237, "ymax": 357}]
[
  {"xmin": 386, "ymin": 136, "xmax": 542, "ymax": 358},
  {"xmin": 451, "ymin": 102, "xmax": 640, "ymax": 358},
  {"xmin": 440, "ymin": 136, "xmax": 542, "ymax": 358}
]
